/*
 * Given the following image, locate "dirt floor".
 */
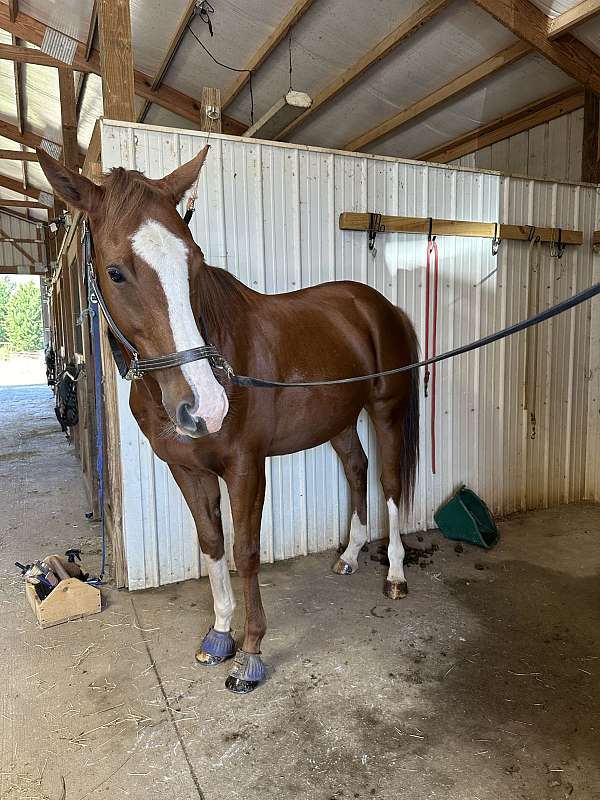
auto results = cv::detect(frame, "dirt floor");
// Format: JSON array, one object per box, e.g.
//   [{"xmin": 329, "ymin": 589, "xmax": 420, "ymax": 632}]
[{"xmin": 1, "ymin": 361, "xmax": 599, "ymax": 800}]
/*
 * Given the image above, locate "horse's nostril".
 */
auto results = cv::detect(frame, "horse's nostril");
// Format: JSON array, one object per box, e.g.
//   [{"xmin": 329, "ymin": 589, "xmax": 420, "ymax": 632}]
[
  {"xmin": 176, "ymin": 401, "xmax": 195, "ymax": 431},
  {"xmin": 175, "ymin": 402, "xmax": 208, "ymax": 436}
]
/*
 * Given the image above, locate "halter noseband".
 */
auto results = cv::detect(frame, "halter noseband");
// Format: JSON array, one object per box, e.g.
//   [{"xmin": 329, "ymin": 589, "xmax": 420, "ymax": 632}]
[{"xmin": 83, "ymin": 221, "xmax": 234, "ymax": 382}]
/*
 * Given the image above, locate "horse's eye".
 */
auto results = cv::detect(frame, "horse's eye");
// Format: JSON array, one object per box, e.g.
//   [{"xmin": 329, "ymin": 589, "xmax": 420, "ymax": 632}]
[{"xmin": 107, "ymin": 265, "xmax": 125, "ymax": 283}]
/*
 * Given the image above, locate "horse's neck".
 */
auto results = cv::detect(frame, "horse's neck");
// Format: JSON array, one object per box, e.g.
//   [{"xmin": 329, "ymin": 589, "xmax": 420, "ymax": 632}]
[{"xmin": 195, "ymin": 261, "xmax": 256, "ymax": 348}]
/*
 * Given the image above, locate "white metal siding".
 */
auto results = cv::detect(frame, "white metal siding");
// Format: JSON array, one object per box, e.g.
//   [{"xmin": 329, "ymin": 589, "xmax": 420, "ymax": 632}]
[
  {"xmin": 100, "ymin": 121, "xmax": 600, "ymax": 590},
  {"xmin": 451, "ymin": 109, "xmax": 584, "ymax": 184}
]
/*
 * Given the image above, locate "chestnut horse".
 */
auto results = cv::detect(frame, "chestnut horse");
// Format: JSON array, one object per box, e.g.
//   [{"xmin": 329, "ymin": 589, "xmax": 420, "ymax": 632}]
[{"xmin": 38, "ymin": 146, "xmax": 419, "ymax": 694}]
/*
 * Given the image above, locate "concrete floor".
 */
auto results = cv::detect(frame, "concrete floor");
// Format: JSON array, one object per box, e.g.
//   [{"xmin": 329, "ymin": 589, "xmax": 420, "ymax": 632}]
[{"xmin": 1, "ymin": 373, "xmax": 599, "ymax": 800}]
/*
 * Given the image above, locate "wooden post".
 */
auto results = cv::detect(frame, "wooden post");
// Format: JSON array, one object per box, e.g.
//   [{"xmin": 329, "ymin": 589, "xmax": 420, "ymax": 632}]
[
  {"xmin": 200, "ymin": 87, "xmax": 223, "ymax": 134},
  {"xmin": 97, "ymin": 0, "xmax": 135, "ymax": 121},
  {"xmin": 582, "ymin": 88, "xmax": 600, "ymax": 183},
  {"xmin": 58, "ymin": 69, "xmax": 79, "ymax": 171}
]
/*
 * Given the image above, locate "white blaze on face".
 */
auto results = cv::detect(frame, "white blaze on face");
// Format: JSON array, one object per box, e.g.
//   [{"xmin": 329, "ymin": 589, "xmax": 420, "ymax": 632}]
[{"xmin": 130, "ymin": 219, "xmax": 228, "ymax": 433}]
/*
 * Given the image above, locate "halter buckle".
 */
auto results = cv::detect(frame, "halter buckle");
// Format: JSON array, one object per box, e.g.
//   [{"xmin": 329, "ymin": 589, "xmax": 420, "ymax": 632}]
[
  {"xmin": 209, "ymin": 354, "xmax": 235, "ymax": 380},
  {"xmin": 124, "ymin": 353, "xmax": 143, "ymax": 381}
]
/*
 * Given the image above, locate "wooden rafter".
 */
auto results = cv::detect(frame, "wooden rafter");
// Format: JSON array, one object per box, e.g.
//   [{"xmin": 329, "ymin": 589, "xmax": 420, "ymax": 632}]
[
  {"xmin": 98, "ymin": 0, "xmax": 135, "ymax": 122},
  {"xmin": 0, "ymin": 200, "xmax": 47, "ymax": 208},
  {"xmin": 0, "ymin": 5, "xmax": 245, "ymax": 135},
  {"xmin": 471, "ymin": 0, "xmax": 600, "ymax": 94},
  {"xmin": 10, "ymin": 31, "xmax": 27, "ymax": 192},
  {"xmin": 0, "ymin": 236, "xmax": 44, "ymax": 243},
  {"xmin": 276, "ymin": 0, "xmax": 451, "ymax": 141},
  {"xmin": 582, "ymin": 88, "xmax": 600, "ymax": 182},
  {"xmin": 0, "ymin": 117, "xmax": 57, "ymax": 152},
  {"xmin": 85, "ymin": 0, "xmax": 98, "ymax": 60},
  {"xmin": 0, "ymin": 174, "xmax": 51, "ymax": 204},
  {"xmin": 548, "ymin": 0, "xmax": 600, "ymax": 39},
  {"xmin": 344, "ymin": 41, "xmax": 531, "ymax": 152},
  {"xmin": 0, "ymin": 265, "xmax": 45, "ymax": 274},
  {"xmin": 8, "ymin": 0, "xmax": 17, "ymax": 23},
  {"xmin": 222, "ymin": 0, "xmax": 316, "ymax": 110},
  {"xmin": 75, "ymin": 2, "xmax": 98, "ymax": 118},
  {"xmin": 417, "ymin": 87, "xmax": 584, "ymax": 163},
  {"xmin": 58, "ymin": 69, "xmax": 78, "ymax": 171},
  {"xmin": 137, "ymin": 0, "xmax": 197, "ymax": 123},
  {"xmin": 0, "ymin": 43, "xmax": 91, "ymax": 68},
  {"xmin": 0, "ymin": 150, "xmax": 37, "ymax": 160}
]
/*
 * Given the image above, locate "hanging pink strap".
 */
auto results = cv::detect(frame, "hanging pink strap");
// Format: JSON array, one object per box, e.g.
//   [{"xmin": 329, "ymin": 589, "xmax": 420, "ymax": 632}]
[{"xmin": 425, "ymin": 238, "xmax": 440, "ymax": 474}]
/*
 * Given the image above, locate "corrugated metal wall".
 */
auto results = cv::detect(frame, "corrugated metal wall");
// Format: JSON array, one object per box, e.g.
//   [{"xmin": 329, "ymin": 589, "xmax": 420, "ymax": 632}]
[
  {"xmin": 0, "ymin": 211, "xmax": 45, "ymax": 272},
  {"xmin": 100, "ymin": 121, "xmax": 600, "ymax": 590},
  {"xmin": 451, "ymin": 109, "xmax": 584, "ymax": 184}
]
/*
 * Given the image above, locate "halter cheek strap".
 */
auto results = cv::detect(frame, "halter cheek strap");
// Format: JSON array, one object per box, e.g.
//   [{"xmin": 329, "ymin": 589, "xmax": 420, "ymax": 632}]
[{"xmin": 83, "ymin": 221, "xmax": 234, "ymax": 382}]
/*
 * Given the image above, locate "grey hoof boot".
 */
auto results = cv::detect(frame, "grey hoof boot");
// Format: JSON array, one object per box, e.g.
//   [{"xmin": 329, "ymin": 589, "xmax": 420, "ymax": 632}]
[
  {"xmin": 332, "ymin": 558, "xmax": 356, "ymax": 575},
  {"xmin": 195, "ymin": 627, "xmax": 236, "ymax": 666},
  {"xmin": 225, "ymin": 650, "xmax": 266, "ymax": 694},
  {"xmin": 385, "ymin": 579, "xmax": 408, "ymax": 599}
]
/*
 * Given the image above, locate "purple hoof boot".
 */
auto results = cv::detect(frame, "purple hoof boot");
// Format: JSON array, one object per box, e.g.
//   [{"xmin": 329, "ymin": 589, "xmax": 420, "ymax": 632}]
[
  {"xmin": 195, "ymin": 628, "xmax": 236, "ymax": 667},
  {"xmin": 225, "ymin": 650, "xmax": 267, "ymax": 694}
]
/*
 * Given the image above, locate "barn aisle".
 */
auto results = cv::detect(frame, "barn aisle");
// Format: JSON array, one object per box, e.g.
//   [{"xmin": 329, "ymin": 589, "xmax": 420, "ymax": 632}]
[{"xmin": 1, "ymin": 370, "xmax": 599, "ymax": 799}]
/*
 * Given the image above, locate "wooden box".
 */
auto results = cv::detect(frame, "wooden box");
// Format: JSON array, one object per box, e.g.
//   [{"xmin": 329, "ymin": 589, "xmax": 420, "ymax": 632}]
[{"xmin": 26, "ymin": 577, "xmax": 101, "ymax": 628}]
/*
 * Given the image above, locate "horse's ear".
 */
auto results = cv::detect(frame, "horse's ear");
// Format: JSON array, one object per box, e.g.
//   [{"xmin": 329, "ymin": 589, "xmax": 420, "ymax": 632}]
[
  {"xmin": 36, "ymin": 148, "xmax": 103, "ymax": 214},
  {"xmin": 158, "ymin": 145, "xmax": 209, "ymax": 204}
]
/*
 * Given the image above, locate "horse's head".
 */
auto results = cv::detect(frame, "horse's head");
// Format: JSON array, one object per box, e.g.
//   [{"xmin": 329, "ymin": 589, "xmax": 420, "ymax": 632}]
[{"xmin": 38, "ymin": 146, "xmax": 229, "ymax": 438}]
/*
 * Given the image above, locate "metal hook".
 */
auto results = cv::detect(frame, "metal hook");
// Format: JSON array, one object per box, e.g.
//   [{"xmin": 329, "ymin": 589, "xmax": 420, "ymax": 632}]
[
  {"xmin": 491, "ymin": 222, "xmax": 501, "ymax": 256},
  {"xmin": 368, "ymin": 212, "xmax": 384, "ymax": 257},
  {"xmin": 550, "ymin": 228, "xmax": 566, "ymax": 259},
  {"xmin": 427, "ymin": 217, "xmax": 436, "ymax": 243}
]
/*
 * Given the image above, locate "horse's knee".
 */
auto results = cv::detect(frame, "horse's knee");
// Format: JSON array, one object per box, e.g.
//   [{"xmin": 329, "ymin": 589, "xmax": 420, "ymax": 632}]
[
  {"xmin": 233, "ymin": 544, "xmax": 260, "ymax": 577},
  {"xmin": 199, "ymin": 531, "xmax": 225, "ymax": 562}
]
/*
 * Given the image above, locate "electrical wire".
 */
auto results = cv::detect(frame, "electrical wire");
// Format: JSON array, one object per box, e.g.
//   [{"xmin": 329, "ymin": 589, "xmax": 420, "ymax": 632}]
[{"xmin": 185, "ymin": 22, "xmax": 254, "ymax": 125}]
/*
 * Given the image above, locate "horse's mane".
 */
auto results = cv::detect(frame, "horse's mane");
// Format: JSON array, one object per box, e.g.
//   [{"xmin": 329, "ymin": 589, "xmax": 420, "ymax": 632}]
[
  {"xmin": 100, "ymin": 167, "xmax": 163, "ymax": 224},
  {"xmin": 198, "ymin": 265, "xmax": 253, "ymax": 342}
]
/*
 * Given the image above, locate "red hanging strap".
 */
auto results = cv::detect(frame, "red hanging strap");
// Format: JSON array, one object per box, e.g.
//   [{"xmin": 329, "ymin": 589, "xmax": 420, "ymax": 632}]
[{"xmin": 424, "ymin": 235, "xmax": 440, "ymax": 475}]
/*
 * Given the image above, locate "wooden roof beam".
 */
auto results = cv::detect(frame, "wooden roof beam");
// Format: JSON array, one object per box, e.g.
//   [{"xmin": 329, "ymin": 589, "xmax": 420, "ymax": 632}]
[
  {"xmin": 548, "ymin": 0, "xmax": 600, "ymax": 40},
  {"xmin": 344, "ymin": 40, "xmax": 531, "ymax": 152},
  {"xmin": 0, "ymin": 150, "xmax": 37, "ymax": 160},
  {"xmin": 85, "ymin": 0, "xmax": 98, "ymax": 60},
  {"xmin": 138, "ymin": 0, "xmax": 197, "ymax": 123},
  {"xmin": 222, "ymin": 0, "xmax": 316, "ymax": 110},
  {"xmin": 0, "ymin": 173, "xmax": 51, "ymax": 203},
  {"xmin": 276, "ymin": 0, "xmax": 451, "ymax": 141},
  {"xmin": 10, "ymin": 29, "xmax": 27, "ymax": 193},
  {"xmin": 0, "ymin": 4, "xmax": 245, "ymax": 135},
  {"xmin": 8, "ymin": 0, "xmax": 17, "ymax": 23},
  {"xmin": 471, "ymin": 0, "xmax": 600, "ymax": 94},
  {"xmin": 0, "ymin": 265, "xmax": 46, "ymax": 274},
  {"xmin": 0, "ymin": 200, "xmax": 48, "ymax": 208},
  {"xmin": 417, "ymin": 86, "xmax": 584, "ymax": 163}
]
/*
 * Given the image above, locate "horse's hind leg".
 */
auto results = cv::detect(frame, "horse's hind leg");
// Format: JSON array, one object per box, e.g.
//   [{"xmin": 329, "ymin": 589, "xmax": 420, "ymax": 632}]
[
  {"xmin": 330, "ymin": 424, "xmax": 368, "ymax": 575},
  {"xmin": 370, "ymin": 396, "xmax": 414, "ymax": 600}
]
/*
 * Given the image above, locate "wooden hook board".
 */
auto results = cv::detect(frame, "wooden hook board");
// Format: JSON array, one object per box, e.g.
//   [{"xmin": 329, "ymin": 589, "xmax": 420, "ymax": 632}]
[{"xmin": 339, "ymin": 213, "xmax": 584, "ymax": 246}]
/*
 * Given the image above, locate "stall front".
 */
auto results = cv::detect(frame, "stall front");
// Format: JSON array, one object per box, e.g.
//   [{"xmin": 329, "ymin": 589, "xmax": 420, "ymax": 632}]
[{"xmin": 98, "ymin": 119, "xmax": 600, "ymax": 590}]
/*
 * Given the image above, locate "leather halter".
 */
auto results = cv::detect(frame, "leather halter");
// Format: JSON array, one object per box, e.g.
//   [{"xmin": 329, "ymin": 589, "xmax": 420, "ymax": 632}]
[{"xmin": 83, "ymin": 221, "xmax": 234, "ymax": 382}]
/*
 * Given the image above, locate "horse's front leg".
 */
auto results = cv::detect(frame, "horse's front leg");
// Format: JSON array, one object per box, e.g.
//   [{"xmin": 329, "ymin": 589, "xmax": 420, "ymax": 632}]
[
  {"xmin": 223, "ymin": 457, "xmax": 267, "ymax": 694},
  {"xmin": 168, "ymin": 464, "xmax": 237, "ymax": 666}
]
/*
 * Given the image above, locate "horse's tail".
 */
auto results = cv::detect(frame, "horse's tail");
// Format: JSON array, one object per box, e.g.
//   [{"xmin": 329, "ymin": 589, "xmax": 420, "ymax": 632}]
[{"xmin": 399, "ymin": 311, "xmax": 420, "ymax": 515}]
